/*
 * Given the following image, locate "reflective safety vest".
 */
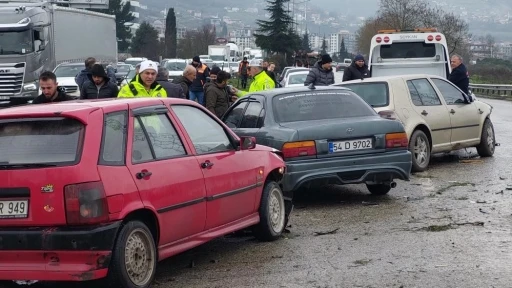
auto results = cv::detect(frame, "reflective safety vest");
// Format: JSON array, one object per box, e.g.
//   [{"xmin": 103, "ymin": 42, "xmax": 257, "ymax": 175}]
[
  {"xmin": 236, "ymin": 70, "xmax": 275, "ymax": 97},
  {"xmin": 118, "ymin": 75, "xmax": 167, "ymax": 98}
]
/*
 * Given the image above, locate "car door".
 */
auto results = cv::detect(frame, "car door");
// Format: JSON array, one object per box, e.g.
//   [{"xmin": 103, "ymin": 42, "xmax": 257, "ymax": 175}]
[
  {"xmin": 170, "ymin": 104, "xmax": 260, "ymax": 230},
  {"xmin": 430, "ymin": 78, "xmax": 481, "ymax": 145},
  {"xmin": 224, "ymin": 97, "xmax": 267, "ymax": 145},
  {"xmin": 406, "ymin": 78, "xmax": 452, "ymax": 151},
  {"xmin": 126, "ymin": 104, "xmax": 207, "ymax": 245}
]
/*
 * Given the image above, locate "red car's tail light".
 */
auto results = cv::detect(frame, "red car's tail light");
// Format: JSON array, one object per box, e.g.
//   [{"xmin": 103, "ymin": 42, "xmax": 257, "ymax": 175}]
[
  {"xmin": 65, "ymin": 181, "xmax": 109, "ymax": 225},
  {"xmin": 282, "ymin": 141, "xmax": 316, "ymax": 159},
  {"xmin": 385, "ymin": 133, "xmax": 409, "ymax": 148}
]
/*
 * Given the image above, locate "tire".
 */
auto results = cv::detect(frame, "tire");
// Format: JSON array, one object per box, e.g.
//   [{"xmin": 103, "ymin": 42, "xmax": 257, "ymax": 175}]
[
  {"xmin": 366, "ymin": 184, "xmax": 392, "ymax": 195},
  {"xmin": 253, "ymin": 181, "xmax": 286, "ymax": 241},
  {"xmin": 476, "ymin": 118, "xmax": 495, "ymax": 157},
  {"xmin": 409, "ymin": 130, "xmax": 431, "ymax": 172},
  {"xmin": 105, "ymin": 221, "xmax": 157, "ymax": 288}
]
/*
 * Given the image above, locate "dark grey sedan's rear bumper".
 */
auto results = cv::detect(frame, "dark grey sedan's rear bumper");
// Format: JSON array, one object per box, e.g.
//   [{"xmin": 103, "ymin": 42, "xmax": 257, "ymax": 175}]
[{"xmin": 282, "ymin": 150, "xmax": 412, "ymax": 192}]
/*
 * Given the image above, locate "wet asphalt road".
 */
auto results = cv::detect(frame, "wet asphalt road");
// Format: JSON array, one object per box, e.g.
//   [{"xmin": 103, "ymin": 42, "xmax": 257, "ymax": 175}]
[{"xmin": 3, "ymin": 97, "xmax": 511, "ymax": 288}]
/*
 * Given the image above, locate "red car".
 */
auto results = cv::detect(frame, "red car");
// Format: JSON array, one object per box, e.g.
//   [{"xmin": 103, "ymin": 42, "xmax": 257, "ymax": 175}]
[{"xmin": 0, "ymin": 98, "xmax": 290, "ymax": 287}]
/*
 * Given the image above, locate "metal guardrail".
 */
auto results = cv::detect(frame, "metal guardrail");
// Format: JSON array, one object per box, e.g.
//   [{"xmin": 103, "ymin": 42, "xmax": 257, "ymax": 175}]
[{"xmin": 469, "ymin": 83, "xmax": 512, "ymax": 97}]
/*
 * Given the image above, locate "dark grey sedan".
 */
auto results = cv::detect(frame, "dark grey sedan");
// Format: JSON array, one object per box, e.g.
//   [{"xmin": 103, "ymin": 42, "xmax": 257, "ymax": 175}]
[{"xmin": 221, "ymin": 86, "xmax": 412, "ymax": 195}]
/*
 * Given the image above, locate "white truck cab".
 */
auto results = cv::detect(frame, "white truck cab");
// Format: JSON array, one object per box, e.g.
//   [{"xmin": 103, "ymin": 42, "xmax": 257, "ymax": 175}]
[{"xmin": 368, "ymin": 28, "xmax": 451, "ymax": 78}]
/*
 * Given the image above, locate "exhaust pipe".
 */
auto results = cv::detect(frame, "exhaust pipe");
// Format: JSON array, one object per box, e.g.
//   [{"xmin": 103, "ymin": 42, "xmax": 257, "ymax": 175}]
[{"xmin": 384, "ymin": 181, "xmax": 397, "ymax": 188}]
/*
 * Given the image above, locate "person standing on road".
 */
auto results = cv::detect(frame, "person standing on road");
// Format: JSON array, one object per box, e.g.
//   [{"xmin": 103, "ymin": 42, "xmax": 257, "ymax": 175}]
[
  {"xmin": 33, "ymin": 71, "xmax": 73, "ymax": 104},
  {"xmin": 173, "ymin": 65, "xmax": 196, "ymax": 100},
  {"xmin": 117, "ymin": 60, "xmax": 167, "ymax": 97},
  {"xmin": 238, "ymin": 57, "xmax": 249, "ymax": 89},
  {"xmin": 448, "ymin": 54, "xmax": 470, "ymax": 97},
  {"xmin": 205, "ymin": 71, "xmax": 235, "ymax": 118},
  {"xmin": 80, "ymin": 64, "xmax": 118, "ymax": 99},
  {"xmin": 232, "ymin": 59, "xmax": 275, "ymax": 97},
  {"xmin": 304, "ymin": 54, "xmax": 335, "ymax": 86},
  {"xmin": 156, "ymin": 67, "xmax": 185, "ymax": 98},
  {"xmin": 189, "ymin": 56, "xmax": 210, "ymax": 105},
  {"xmin": 75, "ymin": 57, "xmax": 116, "ymax": 90},
  {"xmin": 267, "ymin": 62, "xmax": 278, "ymax": 86},
  {"xmin": 342, "ymin": 54, "xmax": 370, "ymax": 82}
]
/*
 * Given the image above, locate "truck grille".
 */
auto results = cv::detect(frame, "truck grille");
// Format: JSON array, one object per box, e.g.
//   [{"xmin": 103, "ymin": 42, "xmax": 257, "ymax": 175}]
[{"xmin": 0, "ymin": 72, "xmax": 23, "ymax": 96}]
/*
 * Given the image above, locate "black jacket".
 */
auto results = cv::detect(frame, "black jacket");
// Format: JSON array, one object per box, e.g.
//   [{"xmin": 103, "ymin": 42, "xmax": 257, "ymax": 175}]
[
  {"xmin": 448, "ymin": 63, "xmax": 470, "ymax": 95},
  {"xmin": 342, "ymin": 62, "xmax": 370, "ymax": 82},
  {"xmin": 173, "ymin": 76, "xmax": 192, "ymax": 99},
  {"xmin": 189, "ymin": 63, "xmax": 210, "ymax": 92},
  {"xmin": 80, "ymin": 76, "xmax": 118, "ymax": 99},
  {"xmin": 156, "ymin": 76, "xmax": 185, "ymax": 98},
  {"xmin": 304, "ymin": 61, "xmax": 335, "ymax": 86},
  {"xmin": 32, "ymin": 87, "xmax": 73, "ymax": 104}
]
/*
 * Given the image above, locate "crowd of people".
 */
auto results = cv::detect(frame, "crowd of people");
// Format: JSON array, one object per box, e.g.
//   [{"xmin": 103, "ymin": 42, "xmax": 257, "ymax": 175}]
[{"xmin": 30, "ymin": 51, "xmax": 470, "ymax": 110}]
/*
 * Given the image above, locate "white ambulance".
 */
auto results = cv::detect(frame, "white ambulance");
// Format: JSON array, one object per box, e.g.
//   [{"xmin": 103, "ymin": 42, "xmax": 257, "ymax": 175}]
[{"xmin": 368, "ymin": 28, "xmax": 451, "ymax": 78}]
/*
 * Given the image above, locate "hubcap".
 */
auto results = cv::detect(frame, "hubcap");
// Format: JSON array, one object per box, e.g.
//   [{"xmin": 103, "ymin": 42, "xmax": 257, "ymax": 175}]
[
  {"xmin": 486, "ymin": 125, "xmax": 495, "ymax": 152},
  {"xmin": 268, "ymin": 188, "xmax": 285, "ymax": 233},
  {"xmin": 413, "ymin": 136, "xmax": 428, "ymax": 167},
  {"xmin": 125, "ymin": 228, "xmax": 155, "ymax": 286}
]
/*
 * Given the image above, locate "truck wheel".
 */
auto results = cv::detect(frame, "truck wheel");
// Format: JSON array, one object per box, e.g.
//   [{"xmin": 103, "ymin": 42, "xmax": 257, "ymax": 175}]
[
  {"xmin": 409, "ymin": 130, "xmax": 430, "ymax": 172},
  {"xmin": 253, "ymin": 181, "xmax": 286, "ymax": 241},
  {"xmin": 476, "ymin": 118, "xmax": 495, "ymax": 157},
  {"xmin": 106, "ymin": 221, "xmax": 157, "ymax": 288}
]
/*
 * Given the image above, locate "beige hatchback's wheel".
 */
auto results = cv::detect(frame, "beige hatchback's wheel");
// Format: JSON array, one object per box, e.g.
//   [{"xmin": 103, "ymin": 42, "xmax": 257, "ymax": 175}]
[
  {"xmin": 409, "ymin": 130, "xmax": 431, "ymax": 172},
  {"xmin": 125, "ymin": 228, "xmax": 155, "ymax": 286},
  {"xmin": 106, "ymin": 221, "xmax": 157, "ymax": 288}
]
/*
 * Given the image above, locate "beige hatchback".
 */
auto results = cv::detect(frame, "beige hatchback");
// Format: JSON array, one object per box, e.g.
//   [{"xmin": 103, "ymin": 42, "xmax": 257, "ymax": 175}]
[{"xmin": 334, "ymin": 75, "xmax": 495, "ymax": 172}]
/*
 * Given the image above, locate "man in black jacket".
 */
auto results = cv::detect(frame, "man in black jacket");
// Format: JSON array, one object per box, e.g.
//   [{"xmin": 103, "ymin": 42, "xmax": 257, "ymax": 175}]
[
  {"xmin": 156, "ymin": 67, "xmax": 185, "ymax": 98},
  {"xmin": 80, "ymin": 64, "xmax": 118, "ymax": 99},
  {"xmin": 189, "ymin": 56, "xmax": 210, "ymax": 105},
  {"xmin": 342, "ymin": 54, "xmax": 370, "ymax": 82},
  {"xmin": 448, "ymin": 54, "xmax": 470, "ymax": 96},
  {"xmin": 32, "ymin": 71, "xmax": 73, "ymax": 104}
]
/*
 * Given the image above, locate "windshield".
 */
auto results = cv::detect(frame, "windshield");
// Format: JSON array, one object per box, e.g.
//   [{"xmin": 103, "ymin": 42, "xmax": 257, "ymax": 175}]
[
  {"xmin": 287, "ymin": 73, "xmax": 308, "ymax": 85},
  {"xmin": 230, "ymin": 62, "xmax": 238, "ymax": 68},
  {"xmin": 380, "ymin": 42, "xmax": 436, "ymax": 58},
  {"xmin": 54, "ymin": 65, "xmax": 83, "ymax": 78},
  {"xmin": 341, "ymin": 82, "xmax": 389, "ymax": 107},
  {"xmin": 210, "ymin": 55, "xmax": 225, "ymax": 61},
  {"xmin": 273, "ymin": 90, "xmax": 375, "ymax": 123},
  {"xmin": 117, "ymin": 65, "xmax": 131, "ymax": 73},
  {"xmin": 125, "ymin": 60, "xmax": 141, "ymax": 66},
  {"xmin": 0, "ymin": 29, "xmax": 34, "ymax": 55},
  {"xmin": 126, "ymin": 69, "xmax": 137, "ymax": 80},
  {"xmin": 165, "ymin": 61, "xmax": 186, "ymax": 71},
  {"xmin": 0, "ymin": 118, "xmax": 84, "ymax": 165}
]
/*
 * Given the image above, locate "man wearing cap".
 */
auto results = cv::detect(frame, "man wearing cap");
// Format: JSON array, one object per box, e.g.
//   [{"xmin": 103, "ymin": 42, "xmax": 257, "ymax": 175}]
[
  {"xmin": 304, "ymin": 54, "xmax": 335, "ymax": 86},
  {"xmin": 232, "ymin": 58, "xmax": 275, "ymax": 97},
  {"xmin": 342, "ymin": 54, "xmax": 370, "ymax": 82},
  {"xmin": 118, "ymin": 60, "xmax": 167, "ymax": 97},
  {"xmin": 80, "ymin": 64, "xmax": 119, "ymax": 99},
  {"xmin": 189, "ymin": 56, "xmax": 210, "ymax": 105}
]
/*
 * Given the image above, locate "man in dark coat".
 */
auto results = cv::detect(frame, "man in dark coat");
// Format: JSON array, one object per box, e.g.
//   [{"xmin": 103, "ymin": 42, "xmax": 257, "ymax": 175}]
[
  {"xmin": 80, "ymin": 64, "xmax": 118, "ymax": 99},
  {"xmin": 33, "ymin": 71, "xmax": 73, "ymax": 104},
  {"xmin": 189, "ymin": 56, "xmax": 210, "ymax": 105},
  {"xmin": 173, "ymin": 65, "xmax": 196, "ymax": 99},
  {"xmin": 75, "ymin": 57, "xmax": 116, "ymax": 90},
  {"xmin": 448, "ymin": 54, "xmax": 470, "ymax": 97},
  {"xmin": 342, "ymin": 54, "xmax": 370, "ymax": 82},
  {"xmin": 205, "ymin": 71, "xmax": 234, "ymax": 118},
  {"xmin": 304, "ymin": 54, "xmax": 335, "ymax": 86},
  {"xmin": 156, "ymin": 67, "xmax": 185, "ymax": 98}
]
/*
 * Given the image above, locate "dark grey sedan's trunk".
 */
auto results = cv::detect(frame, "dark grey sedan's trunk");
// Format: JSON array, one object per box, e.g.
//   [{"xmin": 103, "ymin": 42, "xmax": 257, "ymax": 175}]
[{"xmin": 279, "ymin": 116, "xmax": 403, "ymax": 158}]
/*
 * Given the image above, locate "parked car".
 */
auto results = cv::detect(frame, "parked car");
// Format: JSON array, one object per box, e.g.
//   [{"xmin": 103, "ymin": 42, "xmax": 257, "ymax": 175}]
[
  {"xmin": 0, "ymin": 98, "xmax": 290, "ymax": 287},
  {"xmin": 221, "ymin": 86, "xmax": 412, "ymax": 195},
  {"xmin": 115, "ymin": 64, "xmax": 134, "ymax": 85},
  {"xmin": 51, "ymin": 62, "xmax": 83, "ymax": 97},
  {"xmin": 279, "ymin": 67, "xmax": 310, "ymax": 87},
  {"xmin": 282, "ymin": 70, "xmax": 309, "ymax": 87},
  {"xmin": 334, "ymin": 74, "xmax": 496, "ymax": 172}
]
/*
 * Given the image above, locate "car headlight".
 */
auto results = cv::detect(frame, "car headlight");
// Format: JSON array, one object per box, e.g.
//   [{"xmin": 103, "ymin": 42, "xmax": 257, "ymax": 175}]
[{"xmin": 23, "ymin": 83, "xmax": 37, "ymax": 91}]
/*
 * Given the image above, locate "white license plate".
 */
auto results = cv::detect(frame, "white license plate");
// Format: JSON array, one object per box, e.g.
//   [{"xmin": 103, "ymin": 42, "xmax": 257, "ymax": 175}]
[
  {"xmin": 0, "ymin": 96, "xmax": 10, "ymax": 100},
  {"xmin": 0, "ymin": 200, "xmax": 28, "ymax": 218},
  {"xmin": 329, "ymin": 138, "xmax": 373, "ymax": 153}
]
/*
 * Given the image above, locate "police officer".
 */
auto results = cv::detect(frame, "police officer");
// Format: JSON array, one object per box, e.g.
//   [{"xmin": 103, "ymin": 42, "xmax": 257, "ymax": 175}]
[
  {"xmin": 232, "ymin": 59, "xmax": 275, "ymax": 98},
  {"xmin": 118, "ymin": 60, "xmax": 167, "ymax": 97}
]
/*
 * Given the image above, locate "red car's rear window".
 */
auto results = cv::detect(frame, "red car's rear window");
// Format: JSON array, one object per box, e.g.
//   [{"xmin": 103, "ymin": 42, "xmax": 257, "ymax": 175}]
[{"xmin": 0, "ymin": 117, "xmax": 84, "ymax": 166}]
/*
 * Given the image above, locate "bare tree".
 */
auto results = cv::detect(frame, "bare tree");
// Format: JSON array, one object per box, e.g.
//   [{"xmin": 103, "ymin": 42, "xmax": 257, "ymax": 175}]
[{"xmin": 177, "ymin": 25, "xmax": 216, "ymax": 58}]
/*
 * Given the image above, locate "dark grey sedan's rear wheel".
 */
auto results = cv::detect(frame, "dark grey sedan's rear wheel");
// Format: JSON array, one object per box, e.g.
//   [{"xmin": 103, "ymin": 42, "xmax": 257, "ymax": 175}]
[
  {"xmin": 366, "ymin": 184, "xmax": 391, "ymax": 195},
  {"xmin": 409, "ymin": 130, "xmax": 431, "ymax": 172}
]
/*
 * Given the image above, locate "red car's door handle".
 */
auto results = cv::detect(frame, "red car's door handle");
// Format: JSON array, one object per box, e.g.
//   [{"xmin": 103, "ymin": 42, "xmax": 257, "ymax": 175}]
[
  {"xmin": 201, "ymin": 161, "xmax": 214, "ymax": 169},
  {"xmin": 136, "ymin": 170, "xmax": 152, "ymax": 179}
]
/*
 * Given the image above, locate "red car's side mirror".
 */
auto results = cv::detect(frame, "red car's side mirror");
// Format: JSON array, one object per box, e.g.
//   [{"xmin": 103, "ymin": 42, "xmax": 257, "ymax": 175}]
[{"xmin": 240, "ymin": 136, "xmax": 256, "ymax": 150}]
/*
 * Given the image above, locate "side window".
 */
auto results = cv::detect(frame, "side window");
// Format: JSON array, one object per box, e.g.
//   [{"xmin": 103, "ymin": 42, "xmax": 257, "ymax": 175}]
[
  {"xmin": 223, "ymin": 101, "xmax": 247, "ymax": 128},
  {"xmin": 100, "ymin": 111, "xmax": 127, "ymax": 165},
  {"xmin": 172, "ymin": 105, "xmax": 233, "ymax": 154},
  {"xmin": 431, "ymin": 78, "xmax": 466, "ymax": 105},
  {"xmin": 409, "ymin": 79, "xmax": 441, "ymax": 106},
  {"xmin": 406, "ymin": 81, "xmax": 423, "ymax": 106},
  {"xmin": 240, "ymin": 102, "xmax": 263, "ymax": 128},
  {"xmin": 131, "ymin": 113, "xmax": 186, "ymax": 163}
]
